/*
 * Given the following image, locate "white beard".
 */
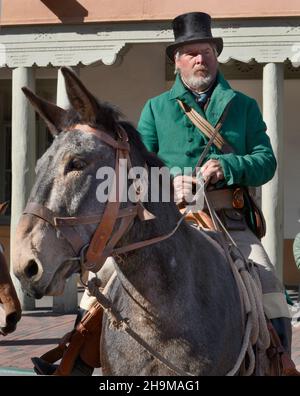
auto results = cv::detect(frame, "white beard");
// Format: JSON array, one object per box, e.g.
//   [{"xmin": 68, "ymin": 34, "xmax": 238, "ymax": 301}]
[{"xmin": 182, "ymin": 73, "xmax": 215, "ymax": 92}]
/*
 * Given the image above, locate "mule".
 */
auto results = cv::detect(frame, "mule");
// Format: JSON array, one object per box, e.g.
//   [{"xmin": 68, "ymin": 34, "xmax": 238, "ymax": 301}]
[
  {"xmin": 0, "ymin": 202, "xmax": 22, "ymax": 336},
  {"xmin": 12, "ymin": 67, "xmax": 248, "ymax": 375}
]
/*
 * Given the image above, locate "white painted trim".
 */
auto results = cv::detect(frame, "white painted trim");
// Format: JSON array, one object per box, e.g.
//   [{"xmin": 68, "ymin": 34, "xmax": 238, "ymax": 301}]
[{"xmin": 0, "ymin": 18, "xmax": 300, "ymax": 67}]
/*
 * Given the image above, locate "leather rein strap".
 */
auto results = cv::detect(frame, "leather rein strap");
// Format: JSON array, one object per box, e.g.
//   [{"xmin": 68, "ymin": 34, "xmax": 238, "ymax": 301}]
[{"xmin": 22, "ymin": 124, "xmax": 185, "ymax": 275}]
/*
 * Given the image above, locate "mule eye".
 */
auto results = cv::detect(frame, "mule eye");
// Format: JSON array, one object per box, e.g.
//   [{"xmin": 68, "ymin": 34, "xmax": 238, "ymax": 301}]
[{"xmin": 67, "ymin": 158, "xmax": 87, "ymax": 172}]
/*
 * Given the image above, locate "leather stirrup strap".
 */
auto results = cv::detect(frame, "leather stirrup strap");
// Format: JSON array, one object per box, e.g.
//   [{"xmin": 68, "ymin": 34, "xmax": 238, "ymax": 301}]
[
  {"xmin": 36, "ymin": 328, "xmax": 77, "ymax": 366},
  {"xmin": 53, "ymin": 332, "xmax": 86, "ymax": 376},
  {"xmin": 54, "ymin": 302, "xmax": 103, "ymax": 376},
  {"xmin": 35, "ymin": 302, "xmax": 103, "ymax": 376}
]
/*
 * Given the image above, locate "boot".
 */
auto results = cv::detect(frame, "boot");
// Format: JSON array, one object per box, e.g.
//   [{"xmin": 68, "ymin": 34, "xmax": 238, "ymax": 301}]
[
  {"xmin": 31, "ymin": 357, "xmax": 58, "ymax": 375},
  {"xmin": 270, "ymin": 317, "xmax": 292, "ymax": 356},
  {"xmin": 32, "ymin": 355, "xmax": 93, "ymax": 376}
]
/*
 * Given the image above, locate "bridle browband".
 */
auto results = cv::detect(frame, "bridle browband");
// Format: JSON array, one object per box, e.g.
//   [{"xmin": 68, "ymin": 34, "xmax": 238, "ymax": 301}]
[{"xmin": 23, "ymin": 124, "xmax": 186, "ymax": 275}]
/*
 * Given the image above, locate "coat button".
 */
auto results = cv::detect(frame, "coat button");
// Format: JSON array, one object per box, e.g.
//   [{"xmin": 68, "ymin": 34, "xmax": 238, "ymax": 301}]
[
  {"xmin": 185, "ymin": 150, "xmax": 193, "ymax": 157},
  {"xmin": 188, "ymin": 137, "xmax": 194, "ymax": 142}
]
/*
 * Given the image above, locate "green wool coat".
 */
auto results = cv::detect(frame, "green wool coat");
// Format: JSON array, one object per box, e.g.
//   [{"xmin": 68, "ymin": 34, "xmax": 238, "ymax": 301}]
[{"xmin": 137, "ymin": 72, "xmax": 276, "ymax": 187}]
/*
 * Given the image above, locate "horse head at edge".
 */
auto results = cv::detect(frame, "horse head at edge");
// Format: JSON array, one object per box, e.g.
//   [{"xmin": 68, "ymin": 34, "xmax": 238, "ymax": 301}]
[{"xmin": 0, "ymin": 201, "xmax": 22, "ymax": 336}]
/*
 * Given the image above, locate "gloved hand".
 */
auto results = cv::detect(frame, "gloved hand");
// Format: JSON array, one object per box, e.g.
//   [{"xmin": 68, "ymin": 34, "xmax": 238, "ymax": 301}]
[
  {"xmin": 200, "ymin": 159, "xmax": 224, "ymax": 184},
  {"xmin": 173, "ymin": 174, "xmax": 204, "ymax": 210},
  {"xmin": 173, "ymin": 175, "xmax": 195, "ymax": 205}
]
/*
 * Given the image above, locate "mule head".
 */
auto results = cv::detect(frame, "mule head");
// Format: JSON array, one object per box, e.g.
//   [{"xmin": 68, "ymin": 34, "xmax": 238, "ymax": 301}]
[{"xmin": 13, "ymin": 68, "xmax": 122, "ymax": 298}]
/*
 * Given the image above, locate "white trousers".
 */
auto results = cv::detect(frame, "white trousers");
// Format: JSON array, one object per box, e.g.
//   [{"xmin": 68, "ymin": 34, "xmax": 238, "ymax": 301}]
[{"xmin": 229, "ymin": 226, "xmax": 290, "ymax": 319}]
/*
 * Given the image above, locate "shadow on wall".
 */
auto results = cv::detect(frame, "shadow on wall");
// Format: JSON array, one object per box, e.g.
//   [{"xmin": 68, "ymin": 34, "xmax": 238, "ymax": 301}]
[{"xmin": 41, "ymin": 0, "xmax": 88, "ymax": 23}]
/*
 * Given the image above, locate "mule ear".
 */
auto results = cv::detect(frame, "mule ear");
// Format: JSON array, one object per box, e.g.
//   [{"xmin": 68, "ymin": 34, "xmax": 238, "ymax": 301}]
[
  {"xmin": 22, "ymin": 87, "xmax": 66, "ymax": 136},
  {"xmin": 60, "ymin": 67, "xmax": 98, "ymax": 124}
]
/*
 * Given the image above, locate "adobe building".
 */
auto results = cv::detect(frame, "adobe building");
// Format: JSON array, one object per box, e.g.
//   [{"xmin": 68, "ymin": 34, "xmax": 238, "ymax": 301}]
[{"xmin": 1, "ymin": 0, "xmax": 300, "ymax": 311}]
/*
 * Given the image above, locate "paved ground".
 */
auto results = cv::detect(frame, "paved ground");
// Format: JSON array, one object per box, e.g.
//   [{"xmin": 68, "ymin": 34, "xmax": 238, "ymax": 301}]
[
  {"xmin": 1, "ymin": 290, "xmax": 300, "ymax": 375},
  {"xmin": 0, "ymin": 309, "xmax": 76, "ymax": 375}
]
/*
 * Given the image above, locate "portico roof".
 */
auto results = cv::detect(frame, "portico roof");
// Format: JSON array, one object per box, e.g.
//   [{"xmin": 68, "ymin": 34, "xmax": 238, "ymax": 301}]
[{"xmin": 0, "ymin": 0, "xmax": 300, "ymax": 26}]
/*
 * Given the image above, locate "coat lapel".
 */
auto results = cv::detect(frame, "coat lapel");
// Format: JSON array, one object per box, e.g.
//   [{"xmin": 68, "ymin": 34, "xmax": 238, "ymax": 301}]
[{"xmin": 206, "ymin": 72, "xmax": 236, "ymax": 127}]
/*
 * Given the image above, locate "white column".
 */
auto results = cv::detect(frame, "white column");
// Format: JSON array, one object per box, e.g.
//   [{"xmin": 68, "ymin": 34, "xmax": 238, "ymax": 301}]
[
  {"xmin": 52, "ymin": 67, "xmax": 80, "ymax": 314},
  {"xmin": 262, "ymin": 63, "xmax": 284, "ymax": 281},
  {"xmin": 10, "ymin": 67, "xmax": 36, "ymax": 310}
]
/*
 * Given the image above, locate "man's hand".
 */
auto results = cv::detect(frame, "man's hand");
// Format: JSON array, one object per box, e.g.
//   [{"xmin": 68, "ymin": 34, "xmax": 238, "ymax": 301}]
[
  {"xmin": 173, "ymin": 175, "xmax": 197, "ymax": 205},
  {"xmin": 173, "ymin": 174, "xmax": 205, "ymax": 209},
  {"xmin": 200, "ymin": 159, "xmax": 224, "ymax": 184}
]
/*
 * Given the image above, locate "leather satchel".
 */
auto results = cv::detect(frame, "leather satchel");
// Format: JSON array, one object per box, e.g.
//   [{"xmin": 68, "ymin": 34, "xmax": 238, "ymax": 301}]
[{"xmin": 242, "ymin": 188, "xmax": 266, "ymax": 240}]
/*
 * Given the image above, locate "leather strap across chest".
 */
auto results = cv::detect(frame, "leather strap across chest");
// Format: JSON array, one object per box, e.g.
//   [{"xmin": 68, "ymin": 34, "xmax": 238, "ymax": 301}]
[{"xmin": 177, "ymin": 99, "xmax": 234, "ymax": 154}]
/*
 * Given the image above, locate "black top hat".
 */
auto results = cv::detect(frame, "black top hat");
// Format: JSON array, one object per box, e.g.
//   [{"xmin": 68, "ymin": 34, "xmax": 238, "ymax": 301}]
[{"xmin": 166, "ymin": 12, "xmax": 223, "ymax": 61}]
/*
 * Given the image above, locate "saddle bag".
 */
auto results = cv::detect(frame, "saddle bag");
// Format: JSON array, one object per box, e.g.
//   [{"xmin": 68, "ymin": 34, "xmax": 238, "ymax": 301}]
[
  {"xmin": 242, "ymin": 188, "xmax": 266, "ymax": 240},
  {"xmin": 218, "ymin": 208, "xmax": 247, "ymax": 231}
]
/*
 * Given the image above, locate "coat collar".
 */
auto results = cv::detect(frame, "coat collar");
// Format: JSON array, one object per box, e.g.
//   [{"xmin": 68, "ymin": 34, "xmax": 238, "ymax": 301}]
[{"xmin": 169, "ymin": 71, "xmax": 236, "ymax": 126}]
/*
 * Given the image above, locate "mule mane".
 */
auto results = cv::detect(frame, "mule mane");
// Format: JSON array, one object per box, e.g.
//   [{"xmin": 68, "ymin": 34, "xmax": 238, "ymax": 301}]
[
  {"xmin": 119, "ymin": 121, "xmax": 166, "ymax": 169},
  {"xmin": 61, "ymin": 101, "xmax": 165, "ymax": 170}
]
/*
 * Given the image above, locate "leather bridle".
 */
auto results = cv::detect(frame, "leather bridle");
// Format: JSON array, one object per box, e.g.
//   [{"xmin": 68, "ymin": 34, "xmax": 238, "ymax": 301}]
[{"xmin": 22, "ymin": 124, "xmax": 186, "ymax": 276}]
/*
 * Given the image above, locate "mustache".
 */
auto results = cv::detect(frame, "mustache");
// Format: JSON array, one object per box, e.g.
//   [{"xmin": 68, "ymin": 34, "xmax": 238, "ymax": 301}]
[{"xmin": 194, "ymin": 66, "xmax": 208, "ymax": 72}]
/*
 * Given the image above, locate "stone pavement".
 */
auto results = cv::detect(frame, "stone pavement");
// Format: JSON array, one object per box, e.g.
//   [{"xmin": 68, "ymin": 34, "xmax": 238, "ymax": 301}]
[
  {"xmin": 0, "ymin": 309, "xmax": 76, "ymax": 374},
  {"xmin": 1, "ymin": 294, "xmax": 300, "ymax": 375}
]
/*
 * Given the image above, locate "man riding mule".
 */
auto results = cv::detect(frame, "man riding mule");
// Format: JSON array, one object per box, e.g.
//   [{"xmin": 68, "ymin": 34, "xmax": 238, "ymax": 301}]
[
  {"xmin": 0, "ymin": 202, "xmax": 22, "ymax": 336},
  {"xmin": 11, "ymin": 14, "xmax": 298, "ymax": 375},
  {"xmin": 138, "ymin": 9, "xmax": 291, "ymax": 352},
  {"xmin": 75, "ymin": 12, "xmax": 297, "ymax": 374},
  {"xmin": 138, "ymin": 11, "xmax": 294, "ymax": 369}
]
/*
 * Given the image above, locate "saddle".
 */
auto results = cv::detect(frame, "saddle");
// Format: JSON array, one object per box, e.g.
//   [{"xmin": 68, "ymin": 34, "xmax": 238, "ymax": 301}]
[{"xmin": 182, "ymin": 209, "xmax": 215, "ymax": 230}]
